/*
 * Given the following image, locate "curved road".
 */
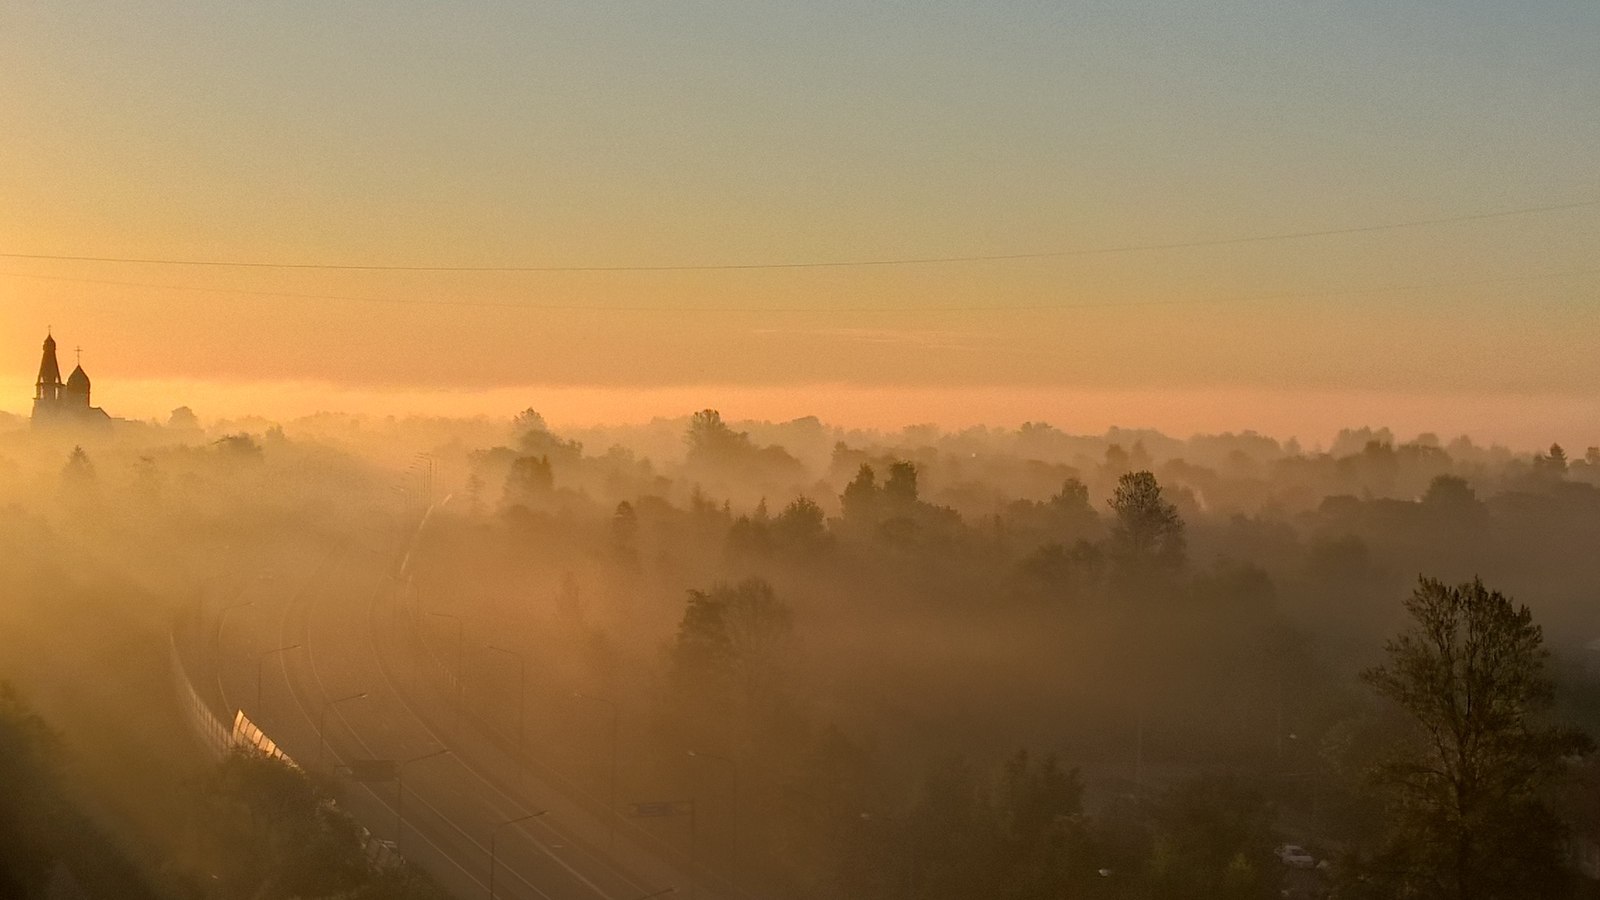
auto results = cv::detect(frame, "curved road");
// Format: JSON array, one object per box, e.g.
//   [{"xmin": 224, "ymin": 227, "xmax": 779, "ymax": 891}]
[{"xmin": 216, "ymin": 538, "xmax": 693, "ymax": 900}]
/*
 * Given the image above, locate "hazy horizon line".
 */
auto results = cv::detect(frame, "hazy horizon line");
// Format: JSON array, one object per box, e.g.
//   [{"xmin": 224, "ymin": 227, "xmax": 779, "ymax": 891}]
[{"xmin": 1, "ymin": 375, "xmax": 1593, "ymax": 454}]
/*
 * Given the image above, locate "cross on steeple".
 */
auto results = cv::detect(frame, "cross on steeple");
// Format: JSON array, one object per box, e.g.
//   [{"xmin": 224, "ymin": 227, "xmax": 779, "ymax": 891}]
[{"xmin": 75, "ymin": 346, "xmax": 82, "ymax": 365}]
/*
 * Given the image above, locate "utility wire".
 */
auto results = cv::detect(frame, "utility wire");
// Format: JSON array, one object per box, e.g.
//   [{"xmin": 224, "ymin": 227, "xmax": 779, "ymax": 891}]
[
  {"xmin": 2, "ymin": 266, "xmax": 1593, "ymax": 314},
  {"xmin": 2, "ymin": 198, "xmax": 1596, "ymax": 273}
]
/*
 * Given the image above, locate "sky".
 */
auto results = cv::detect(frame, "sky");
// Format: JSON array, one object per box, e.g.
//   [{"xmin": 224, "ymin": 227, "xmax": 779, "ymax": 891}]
[{"xmin": 1, "ymin": 1, "xmax": 1597, "ymax": 445}]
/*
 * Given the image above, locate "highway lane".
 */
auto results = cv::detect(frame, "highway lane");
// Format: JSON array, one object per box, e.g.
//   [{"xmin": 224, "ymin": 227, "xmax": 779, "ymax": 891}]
[
  {"xmin": 220, "ymin": 540, "xmax": 684, "ymax": 899},
  {"xmin": 366, "ymin": 592, "xmax": 720, "ymax": 900},
  {"xmin": 214, "ymin": 549, "xmax": 505, "ymax": 897},
  {"xmin": 303, "ymin": 547, "xmax": 655, "ymax": 900}
]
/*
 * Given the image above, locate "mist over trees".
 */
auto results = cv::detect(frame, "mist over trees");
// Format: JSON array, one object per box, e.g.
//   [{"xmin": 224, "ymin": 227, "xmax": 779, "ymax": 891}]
[{"xmin": 3, "ymin": 408, "xmax": 1600, "ymax": 897}]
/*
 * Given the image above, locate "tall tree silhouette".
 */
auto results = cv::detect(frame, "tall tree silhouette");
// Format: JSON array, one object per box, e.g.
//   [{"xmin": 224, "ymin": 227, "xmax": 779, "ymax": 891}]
[
  {"xmin": 1107, "ymin": 470, "xmax": 1185, "ymax": 572},
  {"xmin": 1357, "ymin": 578, "xmax": 1590, "ymax": 899}
]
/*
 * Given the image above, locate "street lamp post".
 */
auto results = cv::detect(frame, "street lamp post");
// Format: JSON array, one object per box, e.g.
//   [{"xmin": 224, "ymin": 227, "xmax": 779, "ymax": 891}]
[
  {"xmin": 255, "ymin": 643, "xmax": 300, "ymax": 711},
  {"xmin": 396, "ymin": 747, "xmax": 452, "ymax": 849},
  {"xmin": 489, "ymin": 809, "xmax": 546, "ymax": 899},
  {"xmin": 216, "ymin": 599, "xmax": 253, "ymax": 659},
  {"xmin": 574, "ymin": 691, "xmax": 619, "ymax": 851},
  {"xmin": 428, "ymin": 611, "xmax": 464, "ymax": 733},
  {"xmin": 215, "ymin": 599, "xmax": 254, "ymax": 708},
  {"xmin": 316, "ymin": 691, "xmax": 368, "ymax": 770},
  {"xmin": 687, "ymin": 750, "xmax": 740, "ymax": 870},
  {"xmin": 412, "ymin": 453, "xmax": 435, "ymax": 509},
  {"xmin": 487, "ymin": 645, "xmax": 526, "ymax": 752}
]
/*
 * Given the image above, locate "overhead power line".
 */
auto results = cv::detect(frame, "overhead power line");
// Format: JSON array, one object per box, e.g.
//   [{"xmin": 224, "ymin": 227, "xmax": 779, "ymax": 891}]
[
  {"xmin": 2, "ymin": 198, "xmax": 1596, "ymax": 273},
  {"xmin": 2, "ymin": 266, "xmax": 1593, "ymax": 314}
]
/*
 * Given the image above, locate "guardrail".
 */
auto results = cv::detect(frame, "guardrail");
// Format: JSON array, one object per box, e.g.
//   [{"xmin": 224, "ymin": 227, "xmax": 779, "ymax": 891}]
[
  {"xmin": 169, "ymin": 618, "xmax": 399, "ymax": 870},
  {"xmin": 167, "ymin": 629, "xmax": 231, "ymax": 759}
]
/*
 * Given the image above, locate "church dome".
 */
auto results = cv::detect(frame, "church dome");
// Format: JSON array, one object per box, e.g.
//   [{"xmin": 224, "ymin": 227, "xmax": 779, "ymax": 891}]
[{"xmin": 66, "ymin": 365, "xmax": 90, "ymax": 391}]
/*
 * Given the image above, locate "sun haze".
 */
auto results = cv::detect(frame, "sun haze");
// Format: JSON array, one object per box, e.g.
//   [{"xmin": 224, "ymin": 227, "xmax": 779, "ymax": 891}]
[{"xmin": 2, "ymin": 1, "xmax": 1597, "ymax": 442}]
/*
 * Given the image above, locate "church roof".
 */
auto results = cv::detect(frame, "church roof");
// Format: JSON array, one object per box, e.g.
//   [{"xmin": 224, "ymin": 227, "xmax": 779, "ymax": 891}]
[
  {"xmin": 37, "ymin": 333, "xmax": 61, "ymax": 385},
  {"xmin": 67, "ymin": 365, "xmax": 90, "ymax": 390}
]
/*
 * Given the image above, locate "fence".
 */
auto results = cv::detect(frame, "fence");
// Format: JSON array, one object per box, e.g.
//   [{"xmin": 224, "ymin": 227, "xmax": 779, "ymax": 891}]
[
  {"xmin": 167, "ymin": 630, "xmax": 231, "ymax": 759},
  {"xmin": 168, "ymin": 625, "xmax": 399, "ymax": 869}
]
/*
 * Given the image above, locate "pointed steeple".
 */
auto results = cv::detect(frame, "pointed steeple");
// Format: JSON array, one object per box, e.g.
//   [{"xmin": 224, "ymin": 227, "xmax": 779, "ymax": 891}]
[{"xmin": 36, "ymin": 332, "xmax": 62, "ymax": 401}]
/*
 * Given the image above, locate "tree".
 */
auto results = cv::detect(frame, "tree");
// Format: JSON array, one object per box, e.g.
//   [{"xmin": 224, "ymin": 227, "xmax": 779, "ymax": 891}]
[
  {"xmin": 1145, "ymin": 774, "xmax": 1276, "ymax": 900},
  {"xmin": 686, "ymin": 409, "xmax": 747, "ymax": 463},
  {"xmin": 0, "ymin": 684, "xmax": 66, "ymax": 897},
  {"xmin": 884, "ymin": 461, "xmax": 919, "ymax": 507},
  {"xmin": 1532, "ymin": 443, "xmax": 1568, "ymax": 478},
  {"xmin": 992, "ymin": 751, "xmax": 1098, "ymax": 899},
  {"xmin": 167, "ymin": 405, "xmax": 200, "ymax": 431},
  {"xmin": 1017, "ymin": 540, "xmax": 1103, "ymax": 603},
  {"xmin": 672, "ymin": 578, "xmax": 793, "ymax": 694},
  {"xmin": 61, "ymin": 445, "xmax": 95, "ymax": 483},
  {"xmin": 1049, "ymin": 477, "xmax": 1091, "ymax": 515},
  {"xmin": 841, "ymin": 464, "xmax": 879, "ymax": 526},
  {"xmin": 611, "ymin": 500, "xmax": 638, "ymax": 556},
  {"xmin": 1547, "ymin": 443, "xmax": 1567, "ymax": 472},
  {"xmin": 512, "ymin": 407, "xmax": 548, "ymax": 435},
  {"xmin": 197, "ymin": 751, "xmax": 371, "ymax": 898},
  {"xmin": 1357, "ymin": 578, "xmax": 1590, "ymax": 899},
  {"xmin": 1420, "ymin": 474, "xmax": 1475, "ymax": 509},
  {"xmin": 773, "ymin": 496, "xmax": 829, "ymax": 554},
  {"xmin": 501, "ymin": 455, "xmax": 554, "ymax": 508},
  {"xmin": 213, "ymin": 433, "xmax": 264, "ymax": 460},
  {"xmin": 1107, "ymin": 471, "xmax": 1185, "ymax": 570},
  {"xmin": 514, "ymin": 409, "xmax": 583, "ymax": 464}
]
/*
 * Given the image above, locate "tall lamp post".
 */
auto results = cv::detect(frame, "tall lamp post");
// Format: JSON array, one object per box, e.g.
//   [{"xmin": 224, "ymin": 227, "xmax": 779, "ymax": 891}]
[
  {"xmin": 687, "ymin": 750, "xmax": 740, "ymax": 870},
  {"xmin": 412, "ymin": 453, "xmax": 435, "ymax": 509},
  {"xmin": 487, "ymin": 645, "xmax": 527, "ymax": 752},
  {"xmin": 315, "ymin": 691, "xmax": 368, "ymax": 770},
  {"xmin": 428, "ymin": 611, "xmax": 464, "ymax": 733},
  {"xmin": 255, "ymin": 643, "xmax": 300, "ymax": 711},
  {"xmin": 489, "ymin": 809, "xmax": 546, "ymax": 899},
  {"xmin": 396, "ymin": 747, "xmax": 452, "ymax": 849},
  {"xmin": 216, "ymin": 599, "xmax": 253, "ymax": 658},
  {"xmin": 574, "ymin": 691, "xmax": 619, "ymax": 850},
  {"xmin": 215, "ymin": 599, "xmax": 254, "ymax": 708}
]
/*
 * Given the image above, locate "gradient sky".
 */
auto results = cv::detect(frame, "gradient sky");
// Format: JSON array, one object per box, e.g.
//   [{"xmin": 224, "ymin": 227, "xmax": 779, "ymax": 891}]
[{"xmin": 1, "ymin": 1, "xmax": 1597, "ymax": 441}]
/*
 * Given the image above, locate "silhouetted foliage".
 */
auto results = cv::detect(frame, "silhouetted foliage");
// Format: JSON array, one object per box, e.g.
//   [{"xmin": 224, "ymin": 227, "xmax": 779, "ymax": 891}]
[
  {"xmin": 673, "ymin": 577, "xmax": 793, "ymax": 695},
  {"xmin": 501, "ymin": 454, "xmax": 554, "ymax": 509},
  {"xmin": 1355, "ymin": 578, "xmax": 1592, "ymax": 899},
  {"xmin": 213, "ymin": 432, "xmax": 264, "ymax": 460},
  {"xmin": 0, "ymin": 684, "xmax": 65, "ymax": 898},
  {"xmin": 1108, "ymin": 470, "xmax": 1185, "ymax": 585},
  {"xmin": 1145, "ymin": 775, "xmax": 1277, "ymax": 900}
]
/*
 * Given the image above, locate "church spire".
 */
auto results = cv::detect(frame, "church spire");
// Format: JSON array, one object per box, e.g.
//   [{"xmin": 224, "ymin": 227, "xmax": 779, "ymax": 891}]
[{"xmin": 36, "ymin": 332, "xmax": 62, "ymax": 401}]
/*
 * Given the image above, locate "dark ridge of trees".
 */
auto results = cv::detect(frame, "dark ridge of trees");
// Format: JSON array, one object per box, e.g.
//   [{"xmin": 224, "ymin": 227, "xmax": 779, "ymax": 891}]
[
  {"xmin": 15, "ymin": 408, "xmax": 1600, "ymax": 896},
  {"xmin": 189, "ymin": 751, "xmax": 448, "ymax": 900},
  {"xmin": 0, "ymin": 684, "xmax": 161, "ymax": 900}
]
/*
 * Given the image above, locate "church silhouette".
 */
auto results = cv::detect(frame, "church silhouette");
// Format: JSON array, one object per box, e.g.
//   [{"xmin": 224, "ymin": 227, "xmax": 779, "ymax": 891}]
[{"xmin": 32, "ymin": 331, "xmax": 111, "ymax": 426}]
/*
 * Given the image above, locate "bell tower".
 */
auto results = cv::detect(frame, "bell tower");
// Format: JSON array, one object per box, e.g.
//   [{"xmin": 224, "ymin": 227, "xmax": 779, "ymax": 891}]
[{"xmin": 33, "ymin": 331, "xmax": 63, "ymax": 416}]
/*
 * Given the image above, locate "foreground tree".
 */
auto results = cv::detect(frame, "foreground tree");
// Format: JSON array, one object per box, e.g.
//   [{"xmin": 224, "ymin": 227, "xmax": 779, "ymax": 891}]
[
  {"xmin": 0, "ymin": 684, "xmax": 65, "ymax": 897},
  {"xmin": 1357, "ymin": 578, "xmax": 1590, "ymax": 899}
]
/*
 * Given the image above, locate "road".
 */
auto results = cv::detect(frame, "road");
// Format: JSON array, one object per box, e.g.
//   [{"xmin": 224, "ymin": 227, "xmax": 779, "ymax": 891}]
[{"xmin": 214, "ymin": 535, "xmax": 699, "ymax": 900}]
